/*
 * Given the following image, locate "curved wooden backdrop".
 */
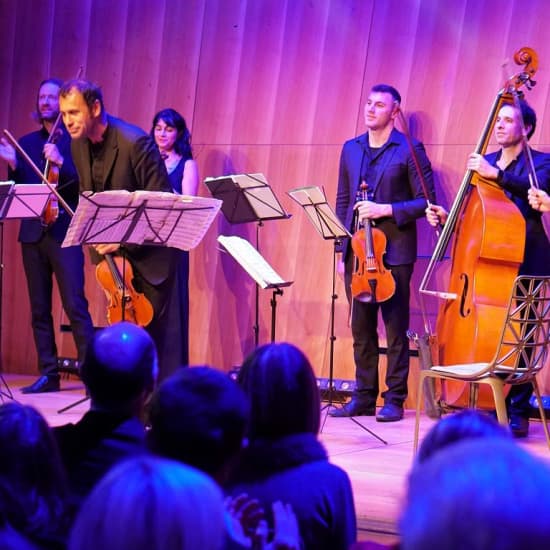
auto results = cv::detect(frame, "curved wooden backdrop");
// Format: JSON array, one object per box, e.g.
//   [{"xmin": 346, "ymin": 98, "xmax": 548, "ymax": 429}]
[{"xmin": 1, "ymin": 0, "xmax": 550, "ymax": 406}]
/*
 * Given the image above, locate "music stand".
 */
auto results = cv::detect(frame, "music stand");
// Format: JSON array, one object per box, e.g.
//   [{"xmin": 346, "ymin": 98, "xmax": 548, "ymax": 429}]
[
  {"xmin": 57, "ymin": 190, "xmax": 222, "ymax": 413},
  {"xmin": 218, "ymin": 235, "xmax": 292, "ymax": 342},
  {"xmin": 205, "ymin": 173, "xmax": 289, "ymax": 346},
  {"xmin": 0, "ymin": 182, "xmax": 53, "ymax": 400},
  {"xmin": 288, "ymin": 186, "xmax": 386, "ymax": 443}
]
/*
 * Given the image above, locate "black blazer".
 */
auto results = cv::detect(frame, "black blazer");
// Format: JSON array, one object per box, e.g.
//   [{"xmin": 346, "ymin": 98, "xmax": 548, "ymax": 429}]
[
  {"xmin": 486, "ymin": 147, "xmax": 550, "ymax": 276},
  {"xmin": 335, "ymin": 128, "xmax": 435, "ymax": 266},
  {"xmin": 71, "ymin": 115, "xmax": 178, "ymax": 285}
]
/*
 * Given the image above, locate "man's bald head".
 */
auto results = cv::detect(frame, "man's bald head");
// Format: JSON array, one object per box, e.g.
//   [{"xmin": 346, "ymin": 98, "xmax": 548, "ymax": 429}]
[{"xmin": 81, "ymin": 322, "xmax": 158, "ymax": 409}]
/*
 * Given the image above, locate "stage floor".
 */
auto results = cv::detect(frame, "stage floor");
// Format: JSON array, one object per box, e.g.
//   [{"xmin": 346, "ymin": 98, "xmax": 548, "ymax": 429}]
[{"xmin": 3, "ymin": 373, "xmax": 550, "ymax": 544}]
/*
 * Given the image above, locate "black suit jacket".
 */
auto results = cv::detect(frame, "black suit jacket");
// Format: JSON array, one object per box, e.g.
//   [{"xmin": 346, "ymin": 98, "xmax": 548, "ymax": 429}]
[
  {"xmin": 486, "ymin": 147, "xmax": 550, "ymax": 276},
  {"xmin": 336, "ymin": 128, "xmax": 435, "ymax": 266},
  {"xmin": 71, "ymin": 115, "xmax": 177, "ymax": 285}
]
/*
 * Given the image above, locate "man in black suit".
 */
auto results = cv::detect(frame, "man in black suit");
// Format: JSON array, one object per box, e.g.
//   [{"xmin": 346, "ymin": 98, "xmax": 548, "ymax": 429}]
[
  {"xmin": 427, "ymin": 98, "xmax": 550, "ymax": 437},
  {"xmin": 58, "ymin": 79, "xmax": 183, "ymax": 380},
  {"xmin": 0, "ymin": 79, "xmax": 94, "ymax": 393},
  {"xmin": 331, "ymin": 84, "xmax": 435, "ymax": 422}
]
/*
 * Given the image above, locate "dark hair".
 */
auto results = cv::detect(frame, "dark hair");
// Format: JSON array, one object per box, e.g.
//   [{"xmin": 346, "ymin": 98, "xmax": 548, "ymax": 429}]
[
  {"xmin": 0, "ymin": 403, "xmax": 68, "ymax": 541},
  {"xmin": 238, "ymin": 342, "xmax": 320, "ymax": 439},
  {"xmin": 80, "ymin": 322, "xmax": 157, "ymax": 407},
  {"xmin": 151, "ymin": 108, "xmax": 193, "ymax": 160},
  {"xmin": 34, "ymin": 78, "xmax": 63, "ymax": 123},
  {"xmin": 502, "ymin": 97, "xmax": 537, "ymax": 139},
  {"xmin": 59, "ymin": 78, "xmax": 105, "ymax": 114},
  {"xmin": 416, "ymin": 409, "xmax": 510, "ymax": 465},
  {"xmin": 148, "ymin": 366, "xmax": 248, "ymax": 478},
  {"xmin": 371, "ymin": 83, "xmax": 401, "ymax": 104}
]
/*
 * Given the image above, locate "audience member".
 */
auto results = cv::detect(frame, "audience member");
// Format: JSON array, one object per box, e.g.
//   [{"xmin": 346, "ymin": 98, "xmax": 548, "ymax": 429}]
[
  {"xmin": 147, "ymin": 365, "xmax": 248, "ymax": 485},
  {"xmin": 400, "ymin": 438, "xmax": 550, "ymax": 550},
  {"xmin": 0, "ymin": 402, "xmax": 69, "ymax": 548},
  {"xmin": 416, "ymin": 409, "xmax": 511, "ymax": 464},
  {"xmin": 53, "ymin": 321, "xmax": 157, "ymax": 504},
  {"xmin": 227, "ymin": 342, "xmax": 357, "ymax": 550},
  {"xmin": 68, "ymin": 456, "xmax": 225, "ymax": 550}
]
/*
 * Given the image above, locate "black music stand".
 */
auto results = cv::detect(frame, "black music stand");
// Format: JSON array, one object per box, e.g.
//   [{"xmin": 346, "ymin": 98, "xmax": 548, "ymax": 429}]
[
  {"xmin": 205, "ymin": 173, "xmax": 289, "ymax": 346},
  {"xmin": 0, "ymin": 182, "xmax": 53, "ymax": 400},
  {"xmin": 57, "ymin": 189, "xmax": 223, "ymax": 413},
  {"xmin": 288, "ymin": 186, "xmax": 386, "ymax": 443}
]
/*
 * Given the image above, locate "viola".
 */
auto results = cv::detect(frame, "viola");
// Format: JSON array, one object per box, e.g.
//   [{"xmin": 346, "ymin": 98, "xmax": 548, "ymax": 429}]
[
  {"xmin": 351, "ymin": 182, "xmax": 395, "ymax": 303},
  {"xmin": 95, "ymin": 253, "xmax": 154, "ymax": 327}
]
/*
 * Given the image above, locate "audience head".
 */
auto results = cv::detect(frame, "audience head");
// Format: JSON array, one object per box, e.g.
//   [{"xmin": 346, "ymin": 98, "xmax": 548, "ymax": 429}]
[
  {"xmin": 148, "ymin": 366, "xmax": 248, "ymax": 483},
  {"xmin": 238, "ymin": 342, "xmax": 320, "ymax": 439},
  {"xmin": 0, "ymin": 402, "xmax": 67, "ymax": 542},
  {"xmin": 416, "ymin": 409, "xmax": 511, "ymax": 464},
  {"xmin": 80, "ymin": 322, "xmax": 158, "ymax": 412},
  {"xmin": 400, "ymin": 438, "xmax": 550, "ymax": 550},
  {"xmin": 151, "ymin": 108, "xmax": 192, "ymax": 159},
  {"xmin": 69, "ymin": 456, "xmax": 225, "ymax": 550}
]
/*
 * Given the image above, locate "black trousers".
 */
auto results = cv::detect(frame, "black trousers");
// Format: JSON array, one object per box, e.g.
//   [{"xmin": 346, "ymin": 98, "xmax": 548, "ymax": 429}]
[
  {"xmin": 345, "ymin": 259, "xmax": 414, "ymax": 408},
  {"xmin": 21, "ymin": 235, "xmax": 94, "ymax": 375}
]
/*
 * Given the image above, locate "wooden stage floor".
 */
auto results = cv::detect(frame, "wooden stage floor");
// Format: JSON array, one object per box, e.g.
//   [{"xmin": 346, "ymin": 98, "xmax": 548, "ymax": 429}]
[{"xmin": 3, "ymin": 373, "xmax": 550, "ymax": 543}]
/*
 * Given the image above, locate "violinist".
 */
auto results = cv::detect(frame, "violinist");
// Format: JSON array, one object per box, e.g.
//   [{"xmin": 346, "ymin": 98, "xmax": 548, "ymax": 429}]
[
  {"xmin": 331, "ymin": 84, "xmax": 435, "ymax": 422},
  {"xmin": 0, "ymin": 79, "xmax": 94, "ymax": 393},
  {"xmin": 150, "ymin": 108, "xmax": 199, "ymax": 368},
  {"xmin": 58, "ymin": 79, "xmax": 182, "ymax": 381},
  {"xmin": 426, "ymin": 98, "xmax": 550, "ymax": 437}
]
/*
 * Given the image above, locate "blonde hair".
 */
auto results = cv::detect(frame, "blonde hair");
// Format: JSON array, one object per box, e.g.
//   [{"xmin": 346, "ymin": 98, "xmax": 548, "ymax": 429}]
[{"xmin": 69, "ymin": 457, "xmax": 225, "ymax": 550}]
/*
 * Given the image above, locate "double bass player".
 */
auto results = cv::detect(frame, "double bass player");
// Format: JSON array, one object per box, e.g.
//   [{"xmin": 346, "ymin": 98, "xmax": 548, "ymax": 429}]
[{"xmin": 427, "ymin": 98, "xmax": 550, "ymax": 437}]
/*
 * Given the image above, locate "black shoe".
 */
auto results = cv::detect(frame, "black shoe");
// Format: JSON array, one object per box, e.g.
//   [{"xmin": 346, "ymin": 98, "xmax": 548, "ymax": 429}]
[
  {"xmin": 329, "ymin": 399, "xmax": 376, "ymax": 417},
  {"xmin": 21, "ymin": 375, "xmax": 60, "ymax": 394},
  {"xmin": 376, "ymin": 403, "xmax": 404, "ymax": 422},
  {"xmin": 509, "ymin": 414, "xmax": 529, "ymax": 438}
]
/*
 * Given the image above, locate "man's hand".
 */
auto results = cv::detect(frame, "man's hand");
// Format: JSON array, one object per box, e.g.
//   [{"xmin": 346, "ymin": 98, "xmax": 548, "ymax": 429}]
[
  {"xmin": 43, "ymin": 143, "xmax": 64, "ymax": 167},
  {"xmin": 354, "ymin": 200, "xmax": 392, "ymax": 221},
  {"xmin": 94, "ymin": 243, "xmax": 120, "ymax": 255},
  {"xmin": 425, "ymin": 204, "xmax": 448, "ymax": 227},
  {"xmin": 467, "ymin": 153, "xmax": 499, "ymax": 180},
  {"xmin": 528, "ymin": 187, "xmax": 550, "ymax": 213},
  {"xmin": 0, "ymin": 138, "xmax": 16, "ymax": 170}
]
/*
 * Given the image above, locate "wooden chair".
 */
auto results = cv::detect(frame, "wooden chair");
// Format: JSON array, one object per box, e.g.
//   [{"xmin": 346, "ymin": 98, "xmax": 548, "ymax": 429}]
[{"xmin": 414, "ymin": 275, "xmax": 550, "ymax": 452}]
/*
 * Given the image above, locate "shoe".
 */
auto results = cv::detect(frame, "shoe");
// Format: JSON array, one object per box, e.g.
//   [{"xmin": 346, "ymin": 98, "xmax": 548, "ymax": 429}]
[
  {"xmin": 376, "ymin": 403, "xmax": 404, "ymax": 422},
  {"xmin": 21, "ymin": 375, "xmax": 60, "ymax": 394},
  {"xmin": 329, "ymin": 399, "xmax": 376, "ymax": 417},
  {"xmin": 509, "ymin": 414, "xmax": 529, "ymax": 438}
]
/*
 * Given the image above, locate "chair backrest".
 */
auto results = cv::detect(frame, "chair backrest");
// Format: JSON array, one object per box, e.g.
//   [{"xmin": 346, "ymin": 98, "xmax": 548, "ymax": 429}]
[{"xmin": 491, "ymin": 276, "xmax": 550, "ymax": 383}]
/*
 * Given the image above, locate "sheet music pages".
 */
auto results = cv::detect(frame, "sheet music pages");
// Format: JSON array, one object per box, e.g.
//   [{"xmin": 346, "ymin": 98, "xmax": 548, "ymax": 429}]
[
  {"xmin": 217, "ymin": 235, "xmax": 289, "ymax": 289},
  {"xmin": 63, "ymin": 190, "xmax": 222, "ymax": 250}
]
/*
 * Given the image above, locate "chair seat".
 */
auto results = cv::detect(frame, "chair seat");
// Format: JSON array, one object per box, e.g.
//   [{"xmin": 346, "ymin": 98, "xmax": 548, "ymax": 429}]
[{"xmin": 430, "ymin": 363, "xmax": 490, "ymax": 378}]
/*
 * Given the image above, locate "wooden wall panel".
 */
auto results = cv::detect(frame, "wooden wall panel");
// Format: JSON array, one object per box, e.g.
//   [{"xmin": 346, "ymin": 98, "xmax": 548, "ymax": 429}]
[{"xmin": 2, "ymin": 0, "xmax": 550, "ymax": 402}]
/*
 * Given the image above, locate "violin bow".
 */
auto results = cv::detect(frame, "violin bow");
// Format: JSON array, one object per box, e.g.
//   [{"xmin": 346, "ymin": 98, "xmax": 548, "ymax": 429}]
[{"xmin": 2, "ymin": 128, "xmax": 74, "ymax": 216}]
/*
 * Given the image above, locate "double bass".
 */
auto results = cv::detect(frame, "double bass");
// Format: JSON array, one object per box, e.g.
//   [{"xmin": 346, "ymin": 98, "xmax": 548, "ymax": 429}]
[{"xmin": 420, "ymin": 47, "xmax": 538, "ymax": 407}]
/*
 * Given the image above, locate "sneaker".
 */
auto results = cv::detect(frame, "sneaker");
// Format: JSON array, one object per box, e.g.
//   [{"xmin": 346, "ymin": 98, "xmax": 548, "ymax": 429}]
[{"xmin": 21, "ymin": 375, "xmax": 60, "ymax": 394}]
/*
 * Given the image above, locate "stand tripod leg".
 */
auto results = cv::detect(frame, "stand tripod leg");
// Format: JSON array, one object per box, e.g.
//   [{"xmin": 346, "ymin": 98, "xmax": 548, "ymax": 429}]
[
  {"xmin": 0, "ymin": 374, "xmax": 14, "ymax": 401},
  {"xmin": 57, "ymin": 395, "xmax": 89, "ymax": 414}
]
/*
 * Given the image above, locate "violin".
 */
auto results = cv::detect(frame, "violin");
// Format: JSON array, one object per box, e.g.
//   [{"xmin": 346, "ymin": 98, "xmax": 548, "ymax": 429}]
[
  {"xmin": 41, "ymin": 126, "xmax": 63, "ymax": 226},
  {"xmin": 95, "ymin": 253, "xmax": 154, "ymax": 327},
  {"xmin": 351, "ymin": 181, "xmax": 396, "ymax": 303}
]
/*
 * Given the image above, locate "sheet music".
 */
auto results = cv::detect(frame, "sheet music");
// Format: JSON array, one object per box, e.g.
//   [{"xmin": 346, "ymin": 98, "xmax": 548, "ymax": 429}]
[
  {"xmin": 63, "ymin": 190, "xmax": 222, "ymax": 250},
  {"xmin": 0, "ymin": 182, "xmax": 52, "ymax": 220},
  {"xmin": 218, "ymin": 235, "xmax": 291, "ymax": 289}
]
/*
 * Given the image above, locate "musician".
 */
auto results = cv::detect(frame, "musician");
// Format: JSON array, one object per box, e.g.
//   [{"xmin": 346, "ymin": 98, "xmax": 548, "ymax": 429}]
[
  {"xmin": 331, "ymin": 84, "xmax": 435, "ymax": 422},
  {"xmin": 426, "ymin": 98, "xmax": 550, "ymax": 437},
  {"xmin": 0, "ymin": 79, "xmax": 94, "ymax": 393},
  {"xmin": 528, "ymin": 187, "xmax": 550, "ymax": 212},
  {"xmin": 58, "ymin": 79, "xmax": 183, "ymax": 381},
  {"xmin": 151, "ymin": 108, "xmax": 199, "ymax": 367}
]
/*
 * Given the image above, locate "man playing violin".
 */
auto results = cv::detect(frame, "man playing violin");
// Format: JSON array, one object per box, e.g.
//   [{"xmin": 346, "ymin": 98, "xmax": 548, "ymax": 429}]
[
  {"xmin": 58, "ymin": 79, "xmax": 183, "ymax": 381},
  {"xmin": 0, "ymin": 79, "xmax": 94, "ymax": 393},
  {"xmin": 427, "ymin": 98, "xmax": 550, "ymax": 437},
  {"xmin": 331, "ymin": 84, "xmax": 435, "ymax": 422}
]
